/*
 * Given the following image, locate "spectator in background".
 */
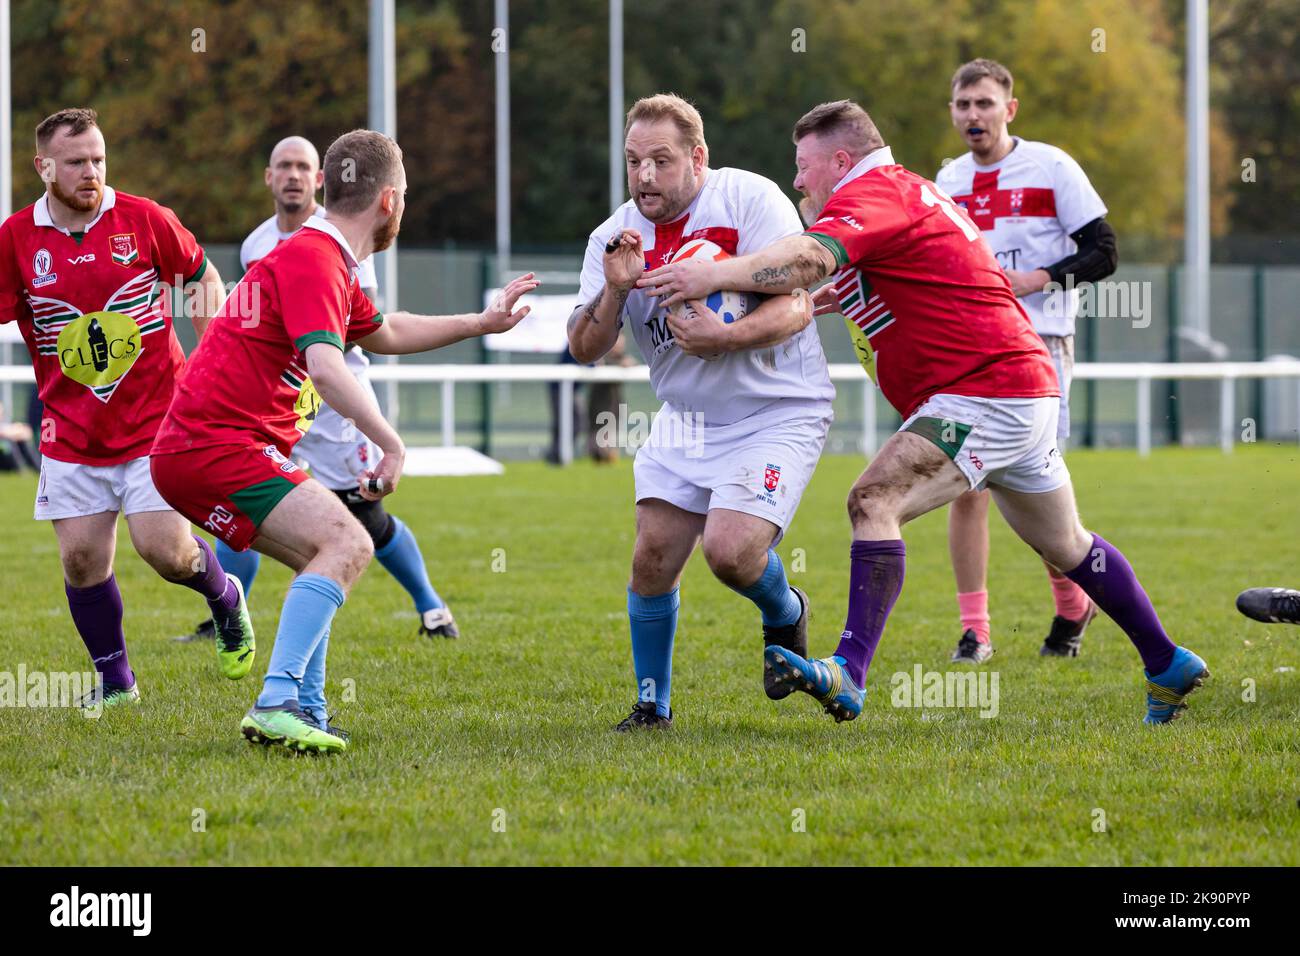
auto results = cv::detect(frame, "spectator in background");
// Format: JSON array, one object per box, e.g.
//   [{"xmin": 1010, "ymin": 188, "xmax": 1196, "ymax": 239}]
[
  {"xmin": 0, "ymin": 401, "xmax": 37, "ymax": 472},
  {"xmin": 587, "ymin": 331, "xmax": 637, "ymax": 464}
]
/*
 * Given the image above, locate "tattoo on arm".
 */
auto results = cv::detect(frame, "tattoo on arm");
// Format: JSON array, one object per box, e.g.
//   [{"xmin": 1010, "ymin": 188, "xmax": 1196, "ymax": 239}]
[
  {"xmin": 569, "ymin": 287, "xmax": 605, "ymax": 334},
  {"xmin": 751, "ymin": 253, "xmax": 829, "ymax": 291}
]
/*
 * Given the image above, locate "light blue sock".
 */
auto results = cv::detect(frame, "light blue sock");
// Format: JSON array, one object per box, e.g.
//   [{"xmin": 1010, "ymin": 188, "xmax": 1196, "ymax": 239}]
[
  {"xmin": 257, "ymin": 573, "xmax": 345, "ymax": 708},
  {"xmin": 215, "ymin": 538, "xmax": 261, "ymax": 600},
  {"xmin": 299, "ymin": 628, "xmax": 330, "ymax": 727},
  {"xmin": 735, "ymin": 550, "xmax": 801, "ymax": 627},
  {"xmin": 374, "ymin": 516, "xmax": 444, "ymax": 614},
  {"xmin": 628, "ymin": 586, "xmax": 679, "ymax": 718}
]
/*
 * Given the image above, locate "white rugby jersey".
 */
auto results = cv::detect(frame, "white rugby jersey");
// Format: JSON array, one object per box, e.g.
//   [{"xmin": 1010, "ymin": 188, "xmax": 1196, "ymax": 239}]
[
  {"xmin": 579, "ymin": 166, "xmax": 833, "ymax": 426},
  {"xmin": 935, "ymin": 138, "xmax": 1106, "ymax": 337},
  {"xmin": 241, "ymin": 204, "xmax": 378, "ymax": 290}
]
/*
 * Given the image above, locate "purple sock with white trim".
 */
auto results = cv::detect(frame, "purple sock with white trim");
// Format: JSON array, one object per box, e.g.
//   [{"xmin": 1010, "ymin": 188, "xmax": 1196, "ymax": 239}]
[
  {"xmin": 65, "ymin": 574, "xmax": 133, "ymax": 687},
  {"xmin": 833, "ymin": 539, "xmax": 906, "ymax": 687},
  {"xmin": 178, "ymin": 536, "xmax": 240, "ymax": 614},
  {"xmin": 1064, "ymin": 532, "xmax": 1177, "ymax": 674}
]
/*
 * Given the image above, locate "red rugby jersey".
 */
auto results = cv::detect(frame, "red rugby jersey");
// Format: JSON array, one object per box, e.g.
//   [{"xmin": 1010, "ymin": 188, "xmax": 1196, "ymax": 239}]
[
  {"xmin": 0, "ymin": 187, "xmax": 206, "ymax": 464},
  {"xmin": 804, "ymin": 149, "xmax": 1058, "ymax": 419},
  {"xmin": 152, "ymin": 218, "xmax": 381, "ymax": 456}
]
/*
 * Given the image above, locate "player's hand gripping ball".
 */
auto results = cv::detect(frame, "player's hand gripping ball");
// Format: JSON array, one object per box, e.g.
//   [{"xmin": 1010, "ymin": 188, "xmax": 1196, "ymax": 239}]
[{"xmin": 666, "ymin": 239, "xmax": 756, "ymax": 361}]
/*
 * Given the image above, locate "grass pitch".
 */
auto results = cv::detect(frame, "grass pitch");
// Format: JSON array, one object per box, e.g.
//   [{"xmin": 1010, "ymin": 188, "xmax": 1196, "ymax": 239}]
[{"xmin": 1, "ymin": 446, "xmax": 1298, "ymax": 866}]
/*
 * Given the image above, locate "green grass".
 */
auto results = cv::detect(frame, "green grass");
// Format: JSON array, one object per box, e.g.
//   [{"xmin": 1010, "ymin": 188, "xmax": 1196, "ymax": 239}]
[{"xmin": 1, "ymin": 446, "xmax": 1298, "ymax": 865}]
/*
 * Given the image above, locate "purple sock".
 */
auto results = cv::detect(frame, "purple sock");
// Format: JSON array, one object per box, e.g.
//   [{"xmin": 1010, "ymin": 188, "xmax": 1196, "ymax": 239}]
[
  {"xmin": 1064, "ymin": 532, "xmax": 1176, "ymax": 674},
  {"xmin": 180, "ymin": 536, "xmax": 240, "ymax": 613},
  {"xmin": 833, "ymin": 539, "xmax": 906, "ymax": 687},
  {"xmin": 65, "ymin": 574, "xmax": 133, "ymax": 687}
]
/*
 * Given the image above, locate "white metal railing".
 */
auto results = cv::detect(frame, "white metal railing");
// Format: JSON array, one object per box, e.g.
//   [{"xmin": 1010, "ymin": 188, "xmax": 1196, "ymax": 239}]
[{"xmin": 3, "ymin": 360, "xmax": 1299, "ymax": 463}]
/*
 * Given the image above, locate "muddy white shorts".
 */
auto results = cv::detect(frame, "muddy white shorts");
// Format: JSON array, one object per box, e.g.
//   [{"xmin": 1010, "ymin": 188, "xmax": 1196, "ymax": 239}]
[
  {"xmin": 633, "ymin": 400, "xmax": 831, "ymax": 542},
  {"xmin": 34, "ymin": 454, "xmax": 173, "ymax": 521},
  {"xmin": 900, "ymin": 393, "xmax": 1068, "ymax": 494}
]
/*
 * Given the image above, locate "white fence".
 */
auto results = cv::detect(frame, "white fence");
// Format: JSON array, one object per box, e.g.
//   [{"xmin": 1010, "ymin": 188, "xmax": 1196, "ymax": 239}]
[{"xmin": 3, "ymin": 360, "xmax": 1299, "ymax": 463}]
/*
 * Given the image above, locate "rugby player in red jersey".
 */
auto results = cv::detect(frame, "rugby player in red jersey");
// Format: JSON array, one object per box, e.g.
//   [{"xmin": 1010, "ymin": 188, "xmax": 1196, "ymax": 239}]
[
  {"xmin": 640, "ymin": 100, "xmax": 1207, "ymax": 725},
  {"xmin": 0, "ymin": 108, "xmax": 248, "ymax": 708},
  {"xmin": 151, "ymin": 129, "xmax": 537, "ymax": 753}
]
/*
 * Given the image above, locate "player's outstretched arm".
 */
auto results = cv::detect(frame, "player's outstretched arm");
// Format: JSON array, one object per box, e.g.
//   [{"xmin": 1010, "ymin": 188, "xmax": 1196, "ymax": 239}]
[
  {"xmin": 362, "ymin": 273, "xmax": 540, "ymax": 355},
  {"xmin": 667, "ymin": 289, "xmax": 815, "ymax": 357},
  {"xmin": 638, "ymin": 235, "xmax": 836, "ymax": 308},
  {"xmin": 305, "ymin": 341, "xmax": 405, "ymax": 499},
  {"xmin": 568, "ymin": 228, "xmax": 644, "ymax": 364}
]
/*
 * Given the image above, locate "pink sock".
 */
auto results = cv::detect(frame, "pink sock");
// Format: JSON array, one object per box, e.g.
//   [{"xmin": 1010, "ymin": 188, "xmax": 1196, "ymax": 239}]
[
  {"xmin": 1048, "ymin": 566, "xmax": 1091, "ymax": 621},
  {"xmin": 957, "ymin": 590, "xmax": 990, "ymax": 644}
]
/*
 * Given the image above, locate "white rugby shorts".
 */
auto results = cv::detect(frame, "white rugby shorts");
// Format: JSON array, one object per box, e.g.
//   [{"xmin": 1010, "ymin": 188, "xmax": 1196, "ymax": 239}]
[
  {"xmin": 633, "ymin": 400, "xmax": 831, "ymax": 543},
  {"xmin": 34, "ymin": 455, "xmax": 173, "ymax": 521},
  {"xmin": 899, "ymin": 393, "xmax": 1068, "ymax": 494}
]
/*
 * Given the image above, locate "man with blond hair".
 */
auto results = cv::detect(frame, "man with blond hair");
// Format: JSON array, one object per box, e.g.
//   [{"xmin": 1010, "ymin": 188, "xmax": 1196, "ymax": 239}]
[
  {"xmin": 569, "ymin": 93, "xmax": 834, "ymax": 730},
  {"xmin": 641, "ymin": 99, "xmax": 1207, "ymax": 726}
]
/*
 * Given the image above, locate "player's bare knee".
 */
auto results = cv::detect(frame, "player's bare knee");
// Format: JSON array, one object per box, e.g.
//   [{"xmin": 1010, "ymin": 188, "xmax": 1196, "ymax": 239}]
[
  {"xmin": 701, "ymin": 538, "xmax": 756, "ymax": 588},
  {"xmin": 846, "ymin": 482, "xmax": 895, "ymax": 528},
  {"xmin": 61, "ymin": 549, "xmax": 111, "ymax": 588}
]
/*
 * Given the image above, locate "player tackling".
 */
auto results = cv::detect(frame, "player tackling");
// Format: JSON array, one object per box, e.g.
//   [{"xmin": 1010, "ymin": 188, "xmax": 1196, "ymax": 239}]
[
  {"xmin": 568, "ymin": 94, "xmax": 833, "ymax": 730},
  {"xmin": 640, "ymin": 100, "xmax": 1208, "ymax": 725},
  {"xmin": 0, "ymin": 108, "xmax": 251, "ymax": 706},
  {"xmin": 937, "ymin": 59, "xmax": 1119, "ymax": 663},
  {"xmin": 150, "ymin": 129, "xmax": 537, "ymax": 753}
]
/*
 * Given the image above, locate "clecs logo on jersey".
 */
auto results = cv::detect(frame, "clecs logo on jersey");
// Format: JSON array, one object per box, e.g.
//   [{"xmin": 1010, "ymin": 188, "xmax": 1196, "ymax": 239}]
[{"xmin": 32, "ymin": 248, "xmax": 57, "ymax": 288}]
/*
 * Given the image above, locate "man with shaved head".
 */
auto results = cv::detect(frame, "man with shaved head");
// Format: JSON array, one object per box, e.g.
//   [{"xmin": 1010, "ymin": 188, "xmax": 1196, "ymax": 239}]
[{"xmin": 177, "ymin": 135, "xmax": 460, "ymax": 648}]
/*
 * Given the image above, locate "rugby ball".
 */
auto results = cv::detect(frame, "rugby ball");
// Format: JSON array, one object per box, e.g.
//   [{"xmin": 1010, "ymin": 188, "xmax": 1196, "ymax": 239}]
[{"xmin": 670, "ymin": 239, "xmax": 757, "ymax": 325}]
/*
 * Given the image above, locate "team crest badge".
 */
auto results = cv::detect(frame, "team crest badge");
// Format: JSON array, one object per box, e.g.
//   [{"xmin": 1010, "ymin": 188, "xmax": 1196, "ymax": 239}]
[
  {"xmin": 1009, "ymin": 189, "xmax": 1024, "ymax": 216},
  {"xmin": 110, "ymin": 233, "xmax": 139, "ymax": 267},
  {"xmin": 32, "ymin": 247, "xmax": 57, "ymax": 288},
  {"xmin": 764, "ymin": 464, "xmax": 782, "ymax": 492}
]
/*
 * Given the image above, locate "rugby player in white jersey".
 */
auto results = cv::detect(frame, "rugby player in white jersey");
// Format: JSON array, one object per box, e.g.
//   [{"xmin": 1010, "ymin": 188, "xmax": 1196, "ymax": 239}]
[
  {"xmin": 936, "ymin": 59, "xmax": 1118, "ymax": 663},
  {"xmin": 179, "ymin": 136, "xmax": 457, "ymax": 645},
  {"xmin": 567, "ymin": 94, "xmax": 834, "ymax": 730}
]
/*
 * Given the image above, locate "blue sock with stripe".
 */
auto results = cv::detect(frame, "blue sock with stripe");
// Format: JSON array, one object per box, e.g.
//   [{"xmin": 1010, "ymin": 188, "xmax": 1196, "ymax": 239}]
[
  {"xmin": 628, "ymin": 586, "xmax": 679, "ymax": 718},
  {"xmin": 216, "ymin": 538, "xmax": 261, "ymax": 600},
  {"xmin": 735, "ymin": 550, "xmax": 801, "ymax": 627},
  {"xmin": 257, "ymin": 573, "xmax": 345, "ymax": 708},
  {"xmin": 374, "ymin": 516, "xmax": 444, "ymax": 613}
]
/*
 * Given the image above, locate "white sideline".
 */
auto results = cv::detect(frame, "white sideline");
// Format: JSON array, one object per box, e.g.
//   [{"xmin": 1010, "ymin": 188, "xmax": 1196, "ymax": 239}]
[{"xmin": 2, "ymin": 360, "xmax": 1298, "ymax": 462}]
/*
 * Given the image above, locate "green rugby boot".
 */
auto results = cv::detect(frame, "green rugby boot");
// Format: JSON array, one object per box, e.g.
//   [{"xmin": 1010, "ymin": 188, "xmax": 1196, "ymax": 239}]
[
  {"xmin": 240, "ymin": 699, "xmax": 347, "ymax": 754},
  {"xmin": 214, "ymin": 576, "xmax": 256, "ymax": 680},
  {"xmin": 77, "ymin": 679, "xmax": 141, "ymax": 711}
]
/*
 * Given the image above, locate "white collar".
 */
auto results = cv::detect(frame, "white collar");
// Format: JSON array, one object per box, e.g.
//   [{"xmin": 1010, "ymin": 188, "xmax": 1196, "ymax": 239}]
[
  {"xmin": 831, "ymin": 147, "xmax": 896, "ymax": 193},
  {"xmin": 299, "ymin": 215, "xmax": 361, "ymax": 269},
  {"xmin": 33, "ymin": 185, "xmax": 117, "ymax": 233}
]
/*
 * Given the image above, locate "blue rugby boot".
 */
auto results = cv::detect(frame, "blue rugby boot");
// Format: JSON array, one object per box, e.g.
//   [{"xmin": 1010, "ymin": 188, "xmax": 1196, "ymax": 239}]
[
  {"xmin": 1143, "ymin": 646, "xmax": 1209, "ymax": 725},
  {"xmin": 763, "ymin": 646, "xmax": 864, "ymax": 722}
]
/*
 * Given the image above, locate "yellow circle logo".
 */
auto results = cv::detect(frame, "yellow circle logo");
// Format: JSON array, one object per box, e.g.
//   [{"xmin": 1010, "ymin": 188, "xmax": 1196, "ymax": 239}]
[
  {"xmin": 56, "ymin": 311, "xmax": 141, "ymax": 388},
  {"xmin": 294, "ymin": 378, "xmax": 322, "ymax": 433}
]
